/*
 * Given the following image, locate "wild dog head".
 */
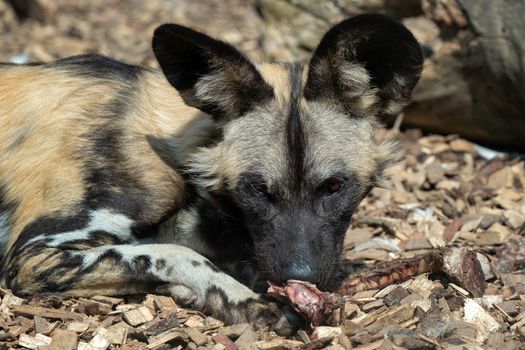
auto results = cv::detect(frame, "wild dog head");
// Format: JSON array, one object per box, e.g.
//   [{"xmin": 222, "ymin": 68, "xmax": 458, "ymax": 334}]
[{"xmin": 153, "ymin": 14, "xmax": 423, "ymax": 289}]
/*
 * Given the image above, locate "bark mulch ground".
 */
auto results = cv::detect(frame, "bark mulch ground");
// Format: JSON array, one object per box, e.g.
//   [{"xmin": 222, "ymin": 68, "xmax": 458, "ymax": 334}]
[{"xmin": 1, "ymin": 1, "xmax": 524, "ymax": 349}]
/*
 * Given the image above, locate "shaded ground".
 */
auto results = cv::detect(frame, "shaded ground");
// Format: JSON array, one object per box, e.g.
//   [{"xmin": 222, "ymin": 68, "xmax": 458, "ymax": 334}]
[{"xmin": 1, "ymin": 1, "xmax": 524, "ymax": 349}]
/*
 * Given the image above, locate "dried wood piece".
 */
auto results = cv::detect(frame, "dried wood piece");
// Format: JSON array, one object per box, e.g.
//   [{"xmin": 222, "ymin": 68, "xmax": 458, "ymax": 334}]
[
  {"xmin": 310, "ymin": 326, "xmax": 341, "ymax": 340},
  {"xmin": 11, "ymin": 305, "xmax": 84, "ymax": 320},
  {"xmin": 440, "ymin": 248, "xmax": 487, "ymax": 297},
  {"xmin": 202, "ymin": 316, "xmax": 224, "ymax": 330},
  {"xmin": 90, "ymin": 295, "xmax": 123, "ymax": 306},
  {"xmin": 87, "ymin": 327, "xmax": 111, "ymax": 350},
  {"xmin": 18, "ymin": 333, "xmax": 52, "ymax": 349},
  {"xmin": 234, "ymin": 325, "xmax": 259, "ymax": 350},
  {"xmin": 185, "ymin": 327, "xmax": 207, "ymax": 346},
  {"xmin": 362, "ymin": 300, "xmax": 384, "ymax": 312},
  {"xmin": 493, "ymin": 238, "xmax": 525, "ymax": 274},
  {"xmin": 443, "ymin": 218, "xmax": 463, "ymax": 241},
  {"xmin": 218, "ymin": 323, "xmax": 250, "ymax": 339},
  {"xmin": 0, "ymin": 293, "xmax": 25, "ymax": 314},
  {"xmin": 107, "ymin": 322, "xmax": 129, "ymax": 345},
  {"xmin": 66, "ymin": 321, "xmax": 90, "ymax": 333},
  {"xmin": 212, "ymin": 334, "xmax": 237, "ymax": 350},
  {"xmin": 34, "ymin": 315, "xmax": 57, "ymax": 335},
  {"xmin": 143, "ymin": 312, "xmax": 180, "ymax": 336},
  {"xmin": 122, "ymin": 306, "xmax": 154, "ymax": 326},
  {"xmin": 151, "ymin": 295, "xmax": 177, "ymax": 310},
  {"xmin": 50, "ymin": 329, "xmax": 77, "ymax": 350},
  {"xmin": 252, "ymin": 339, "xmax": 303, "ymax": 350},
  {"xmin": 354, "ymin": 217, "xmax": 398, "ymax": 236},
  {"xmin": 146, "ymin": 328, "xmax": 187, "ymax": 349},
  {"xmin": 77, "ymin": 298, "xmax": 113, "ymax": 315},
  {"xmin": 184, "ymin": 315, "xmax": 204, "ymax": 328},
  {"xmin": 338, "ymin": 247, "xmax": 486, "ymax": 297},
  {"xmin": 463, "ymin": 299, "xmax": 500, "ymax": 342}
]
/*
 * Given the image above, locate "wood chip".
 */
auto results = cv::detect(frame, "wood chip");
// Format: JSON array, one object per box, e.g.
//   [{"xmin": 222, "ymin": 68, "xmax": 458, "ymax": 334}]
[
  {"xmin": 147, "ymin": 328, "xmax": 187, "ymax": 349},
  {"xmin": 218, "ymin": 323, "xmax": 250, "ymax": 339},
  {"xmin": 122, "ymin": 306, "xmax": 154, "ymax": 326},
  {"xmin": 18, "ymin": 333, "xmax": 52, "ymax": 349},
  {"xmin": 34, "ymin": 315, "xmax": 57, "ymax": 335},
  {"xmin": 463, "ymin": 299, "xmax": 500, "ymax": 342},
  {"xmin": 362, "ymin": 300, "xmax": 385, "ymax": 312},
  {"xmin": 87, "ymin": 327, "xmax": 111, "ymax": 350},
  {"xmin": 151, "ymin": 295, "xmax": 177, "ymax": 310},
  {"xmin": 66, "ymin": 321, "xmax": 90, "ymax": 333},
  {"xmin": 0, "ymin": 293, "xmax": 25, "ymax": 314},
  {"xmin": 235, "ymin": 325, "xmax": 259, "ymax": 350},
  {"xmin": 185, "ymin": 326, "xmax": 207, "ymax": 346},
  {"xmin": 50, "ymin": 329, "xmax": 78, "ymax": 350},
  {"xmin": 11, "ymin": 305, "xmax": 84, "ymax": 321},
  {"xmin": 252, "ymin": 339, "xmax": 303, "ymax": 350},
  {"xmin": 212, "ymin": 334, "xmax": 237, "ymax": 350},
  {"xmin": 77, "ymin": 298, "xmax": 112, "ymax": 316},
  {"xmin": 90, "ymin": 295, "xmax": 123, "ymax": 306},
  {"xmin": 107, "ymin": 322, "xmax": 129, "ymax": 344}
]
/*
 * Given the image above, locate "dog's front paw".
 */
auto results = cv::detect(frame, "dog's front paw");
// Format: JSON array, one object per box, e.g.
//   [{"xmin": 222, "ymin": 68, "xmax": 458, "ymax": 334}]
[{"xmin": 245, "ymin": 300, "xmax": 305, "ymax": 336}]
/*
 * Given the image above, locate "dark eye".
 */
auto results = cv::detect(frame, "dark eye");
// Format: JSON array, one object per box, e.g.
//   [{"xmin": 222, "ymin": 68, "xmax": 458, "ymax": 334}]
[
  {"xmin": 250, "ymin": 180, "xmax": 268, "ymax": 196},
  {"xmin": 324, "ymin": 177, "xmax": 345, "ymax": 195},
  {"xmin": 249, "ymin": 179, "xmax": 275, "ymax": 201}
]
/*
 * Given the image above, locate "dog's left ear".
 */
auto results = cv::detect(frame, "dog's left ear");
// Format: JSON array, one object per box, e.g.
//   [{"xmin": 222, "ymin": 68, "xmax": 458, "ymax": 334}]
[
  {"xmin": 304, "ymin": 14, "xmax": 423, "ymax": 117},
  {"xmin": 152, "ymin": 24, "xmax": 273, "ymax": 118}
]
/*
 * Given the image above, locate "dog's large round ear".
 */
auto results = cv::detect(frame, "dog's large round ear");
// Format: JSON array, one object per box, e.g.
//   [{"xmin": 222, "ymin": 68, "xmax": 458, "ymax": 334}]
[
  {"xmin": 152, "ymin": 24, "xmax": 273, "ymax": 118},
  {"xmin": 304, "ymin": 14, "xmax": 423, "ymax": 117}
]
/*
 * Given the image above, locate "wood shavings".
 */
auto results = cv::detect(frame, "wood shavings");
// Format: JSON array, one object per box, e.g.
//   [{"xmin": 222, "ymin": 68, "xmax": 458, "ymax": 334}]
[{"xmin": 1, "ymin": 2, "xmax": 525, "ymax": 347}]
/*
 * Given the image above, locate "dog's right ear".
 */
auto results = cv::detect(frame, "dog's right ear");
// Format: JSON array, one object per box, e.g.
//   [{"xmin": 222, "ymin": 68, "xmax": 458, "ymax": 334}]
[
  {"xmin": 304, "ymin": 14, "xmax": 423, "ymax": 117},
  {"xmin": 153, "ymin": 24, "xmax": 273, "ymax": 118}
]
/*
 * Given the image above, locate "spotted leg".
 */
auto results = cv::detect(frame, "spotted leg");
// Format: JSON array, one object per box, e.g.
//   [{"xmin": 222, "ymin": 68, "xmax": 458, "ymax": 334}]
[{"xmin": 3, "ymin": 231, "xmax": 298, "ymax": 335}]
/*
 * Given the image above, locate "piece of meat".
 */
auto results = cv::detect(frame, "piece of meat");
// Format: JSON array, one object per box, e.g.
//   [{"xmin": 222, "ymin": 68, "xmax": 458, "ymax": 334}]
[{"xmin": 267, "ymin": 280, "xmax": 343, "ymax": 327}]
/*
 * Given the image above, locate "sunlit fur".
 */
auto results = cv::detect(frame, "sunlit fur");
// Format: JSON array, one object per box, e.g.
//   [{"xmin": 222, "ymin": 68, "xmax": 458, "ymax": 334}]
[{"xmin": 0, "ymin": 14, "xmax": 421, "ymax": 333}]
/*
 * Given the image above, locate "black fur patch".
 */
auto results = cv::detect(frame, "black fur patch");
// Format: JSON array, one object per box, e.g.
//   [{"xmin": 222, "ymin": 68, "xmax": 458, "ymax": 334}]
[
  {"xmin": 82, "ymin": 90, "xmax": 154, "ymax": 224},
  {"xmin": 156, "ymin": 258, "xmax": 167, "ymax": 270},
  {"xmin": 286, "ymin": 64, "xmax": 306, "ymax": 194},
  {"xmin": 0, "ymin": 185, "xmax": 14, "ymax": 214},
  {"xmin": 304, "ymin": 14, "xmax": 423, "ymax": 114},
  {"xmin": 12, "ymin": 211, "xmax": 91, "ymax": 253},
  {"xmin": 191, "ymin": 260, "xmax": 202, "ymax": 267},
  {"xmin": 193, "ymin": 191, "xmax": 253, "ymax": 262},
  {"xmin": 152, "ymin": 24, "xmax": 273, "ymax": 116},
  {"xmin": 204, "ymin": 260, "xmax": 221, "ymax": 273},
  {"xmin": 131, "ymin": 255, "xmax": 152, "ymax": 272},
  {"xmin": 50, "ymin": 54, "xmax": 143, "ymax": 82}
]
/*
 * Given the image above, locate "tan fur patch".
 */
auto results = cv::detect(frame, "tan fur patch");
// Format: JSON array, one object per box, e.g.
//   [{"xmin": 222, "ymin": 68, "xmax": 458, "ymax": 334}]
[
  {"xmin": 257, "ymin": 63, "xmax": 291, "ymax": 107},
  {"xmin": 303, "ymin": 99, "xmax": 388, "ymax": 187},
  {"xmin": 0, "ymin": 67, "xmax": 95, "ymax": 249},
  {"xmin": 117, "ymin": 71, "xmax": 216, "ymax": 222},
  {"xmin": 0, "ymin": 65, "xmax": 216, "ymax": 249}
]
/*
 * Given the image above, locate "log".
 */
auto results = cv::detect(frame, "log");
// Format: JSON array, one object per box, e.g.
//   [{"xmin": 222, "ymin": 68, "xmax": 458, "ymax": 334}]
[{"xmin": 403, "ymin": 0, "xmax": 525, "ymax": 150}]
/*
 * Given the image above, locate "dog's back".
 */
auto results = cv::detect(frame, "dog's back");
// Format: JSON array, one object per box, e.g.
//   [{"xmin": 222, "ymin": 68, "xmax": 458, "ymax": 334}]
[{"xmin": 0, "ymin": 55, "xmax": 199, "ymax": 252}]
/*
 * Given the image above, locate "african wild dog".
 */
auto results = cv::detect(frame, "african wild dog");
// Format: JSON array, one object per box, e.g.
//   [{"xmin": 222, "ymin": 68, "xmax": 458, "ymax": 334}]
[{"xmin": 0, "ymin": 14, "xmax": 422, "ymax": 333}]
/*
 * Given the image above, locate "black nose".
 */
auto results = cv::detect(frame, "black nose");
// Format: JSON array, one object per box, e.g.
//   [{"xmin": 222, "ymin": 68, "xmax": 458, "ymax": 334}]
[{"xmin": 280, "ymin": 263, "xmax": 321, "ymax": 284}]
